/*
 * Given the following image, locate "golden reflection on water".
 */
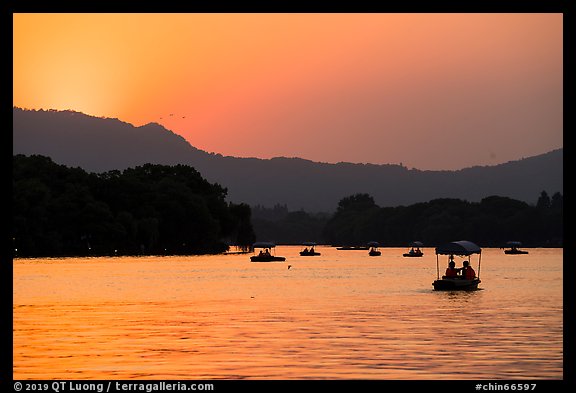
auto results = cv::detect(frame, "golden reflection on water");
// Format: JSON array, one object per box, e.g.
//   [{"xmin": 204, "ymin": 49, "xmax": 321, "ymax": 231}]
[{"xmin": 13, "ymin": 247, "xmax": 563, "ymax": 379}]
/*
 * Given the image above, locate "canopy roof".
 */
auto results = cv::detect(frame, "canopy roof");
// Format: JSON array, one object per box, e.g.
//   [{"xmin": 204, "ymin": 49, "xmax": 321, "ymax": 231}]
[
  {"xmin": 506, "ymin": 241, "xmax": 523, "ymax": 246},
  {"xmin": 302, "ymin": 242, "xmax": 317, "ymax": 246},
  {"xmin": 253, "ymin": 242, "xmax": 276, "ymax": 248},
  {"xmin": 367, "ymin": 241, "xmax": 379, "ymax": 247},
  {"xmin": 435, "ymin": 240, "xmax": 481, "ymax": 256},
  {"xmin": 410, "ymin": 241, "xmax": 424, "ymax": 247}
]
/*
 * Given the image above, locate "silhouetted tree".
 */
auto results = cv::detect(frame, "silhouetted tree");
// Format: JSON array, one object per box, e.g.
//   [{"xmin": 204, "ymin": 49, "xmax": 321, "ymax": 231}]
[
  {"xmin": 322, "ymin": 192, "xmax": 562, "ymax": 247},
  {"xmin": 550, "ymin": 192, "xmax": 563, "ymax": 211},
  {"xmin": 13, "ymin": 155, "xmax": 256, "ymax": 257},
  {"xmin": 536, "ymin": 190, "xmax": 551, "ymax": 209},
  {"xmin": 336, "ymin": 193, "xmax": 377, "ymax": 213},
  {"xmin": 229, "ymin": 203, "xmax": 256, "ymax": 251}
]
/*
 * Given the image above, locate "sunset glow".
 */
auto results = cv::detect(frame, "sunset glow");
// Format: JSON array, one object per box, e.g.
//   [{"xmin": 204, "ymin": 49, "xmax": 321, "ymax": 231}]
[{"xmin": 13, "ymin": 13, "xmax": 563, "ymax": 170}]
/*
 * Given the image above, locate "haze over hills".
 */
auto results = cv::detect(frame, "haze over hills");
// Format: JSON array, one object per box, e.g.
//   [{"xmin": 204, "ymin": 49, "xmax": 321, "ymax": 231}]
[{"xmin": 13, "ymin": 107, "xmax": 563, "ymax": 212}]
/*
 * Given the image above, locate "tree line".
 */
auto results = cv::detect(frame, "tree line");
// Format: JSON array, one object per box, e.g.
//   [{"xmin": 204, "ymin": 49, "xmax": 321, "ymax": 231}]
[
  {"xmin": 13, "ymin": 154, "xmax": 256, "ymax": 257},
  {"xmin": 323, "ymin": 192, "xmax": 562, "ymax": 247},
  {"xmin": 253, "ymin": 193, "xmax": 562, "ymax": 248},
  {"xmin": 13, "ymin": 155, "xmax": 562, "ymax": 257}
]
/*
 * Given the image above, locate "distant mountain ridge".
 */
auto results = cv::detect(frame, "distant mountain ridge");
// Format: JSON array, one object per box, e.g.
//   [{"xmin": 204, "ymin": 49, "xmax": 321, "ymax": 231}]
[{"xmin": 13, "ymin": 107, "xmax": 563, "ymax": 212}]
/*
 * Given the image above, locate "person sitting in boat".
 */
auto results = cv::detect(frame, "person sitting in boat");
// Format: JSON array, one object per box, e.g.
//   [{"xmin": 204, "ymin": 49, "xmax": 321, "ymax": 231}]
[
  {"xmin": 264, "ymin": 248, "xmax": 271, "ymax": 257},
  {"xmin": 445, "ymin": 260, "xmax": 460, "ymax": 278},
  {"xmin": 461, "ymin": 260, "xmax": 476, "ymax": 280}
]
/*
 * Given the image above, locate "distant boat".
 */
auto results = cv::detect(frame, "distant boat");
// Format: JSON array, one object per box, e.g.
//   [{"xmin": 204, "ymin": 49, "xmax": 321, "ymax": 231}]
[
  {"xmin": 250, "ymin": 242, "xmax": 286, "ymax": 262},
  {"xmin": 504, "ymin": 241, "xmax": 529, "ymax": 255},
  {"xmin": 403, "ymin": 241, "xmax": 424, "ymax": 257},
  {"xmin": 336, "ymin": 246, "xmax": 369, "ymax": 250},
  {"xmin": 432, "ymin": 240, "xmax": 482, "ymax": 291},
  {"xmin": 300, "ymin": 242, "xmax": 321, "ymax": 256},
  {"xmin": 367, "ymin": 241, "xmax": 381, "ymax": 256}
]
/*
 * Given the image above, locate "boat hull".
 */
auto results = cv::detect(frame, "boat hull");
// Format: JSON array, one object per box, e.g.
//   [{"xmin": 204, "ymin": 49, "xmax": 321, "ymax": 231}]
[
  {"xmin": 433, "ymin": 278, "xmax": 481, "ymax": 291},
  {"xmin": 250, "ymin": 256, "xmax": 286, "ymax": 262},
  {"xmin": 300, "ymin": 252, "xmax": 321, "ymax": 256},
  {"xmin": 369, "ymin": 251, "xmax": 381, "ymax": 256},
  {"xmin": 504, "ymin": 250, "xmax": 528, "ymax": 254},
  {"xmin": 403, "ymin": 253, "xmax": 423, "ymax": 257}
]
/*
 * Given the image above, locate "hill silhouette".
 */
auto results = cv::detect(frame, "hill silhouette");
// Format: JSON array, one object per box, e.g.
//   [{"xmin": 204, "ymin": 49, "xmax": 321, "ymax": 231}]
[{"xmin": 13, "ymin": 107, "xmax": 563, "ymax": 212}]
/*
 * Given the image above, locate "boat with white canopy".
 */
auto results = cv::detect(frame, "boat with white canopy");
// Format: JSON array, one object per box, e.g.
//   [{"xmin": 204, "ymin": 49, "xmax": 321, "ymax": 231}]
[
  {"xmin": 250, "ymin": 242, "xmax": 286, "ymax": 262},
  {"xmin": 368, "ymin": 241, "xmax": 381, "ymax": 256},
  {"xmin": 300, "ymin": 242, "xmax": 321, "ymax": 256},
  {"xmin": 433, "ymin": 240, "xmax": 482, "ymax": 290},
  {"xmin": 403, "ymin": 241, "xmax": 424, "ymax": 257},
  {"xmin": 504, "ymin": 241, "xmax": 529, "ymax": 255}
]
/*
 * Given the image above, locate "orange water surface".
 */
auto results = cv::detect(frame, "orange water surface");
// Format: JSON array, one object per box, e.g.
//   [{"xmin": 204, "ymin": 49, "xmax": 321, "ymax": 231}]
[{"xmin": 13, "ymin": 246, "xmax": 563, "ymax": 380}]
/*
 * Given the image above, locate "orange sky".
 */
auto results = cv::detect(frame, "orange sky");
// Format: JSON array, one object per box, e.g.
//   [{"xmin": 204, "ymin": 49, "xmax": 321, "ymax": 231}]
[{"xmin": 13, "ymin": 13, "xmax": 563, "ymax": 170}]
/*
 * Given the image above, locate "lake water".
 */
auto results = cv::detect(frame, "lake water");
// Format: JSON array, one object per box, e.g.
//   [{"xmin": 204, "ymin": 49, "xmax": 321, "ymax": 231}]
[{"xmin": 13, "ymin": 246, "xmax": 563, "ymax": 380}]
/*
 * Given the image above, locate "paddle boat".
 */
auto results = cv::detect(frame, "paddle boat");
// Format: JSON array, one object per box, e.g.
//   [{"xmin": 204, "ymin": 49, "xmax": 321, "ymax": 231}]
[
  {"xmin": 368, "ymin": 241, "xmax": 381, "ymax": 256},
  {"xmin": 403, "ymin": 241, "xmax": 424, "ymax": 257},
  {"xmin": 432, "ymin": 240, "xmax": 482, "ymax": 291},
  {"xmin": 504, "ymin": 241, "xmax": 529, "ymax": 255},
  {"xmin": 250, "ymin": 242, "xmax": 286, "ymax": 262},
  {"xmin": 300, "ymin": 242, "xmax": 321, "ymax": 256}
]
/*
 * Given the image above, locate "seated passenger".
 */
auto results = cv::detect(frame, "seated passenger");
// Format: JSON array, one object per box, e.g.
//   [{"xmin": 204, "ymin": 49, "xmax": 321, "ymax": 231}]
[
  {"xmin": 461, "ymin": 260, "xmax": 476, "ymax": 280},
  {"xmin": 445, "ymin": 261, "xmax": 459, "ymax": 278}
]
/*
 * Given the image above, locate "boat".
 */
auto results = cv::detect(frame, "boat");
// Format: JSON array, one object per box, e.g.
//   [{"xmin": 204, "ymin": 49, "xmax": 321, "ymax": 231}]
[
  {"xmin": 504, "ymin": 241, "xmax": 529, "ymax": 255},
  {"xmin": 403, "ymin": 241, "xmax": 424, "ymax": 257},
  {"xmin": 368, "ymin": 241, "xmax": 381, "ymax": 256},
  {"xmin": 432, "ymin": 240, "xmax": 482, "ymax": 291},
  {"xmin": 250, "ymin": 242, "xmax": 286, "ymax": 262},
  {"xmin": 336, "ymin": 246, "xmax": 369, "ymax": 250},
  {"xmin": 300, "ymin": 242, "xmax": 321, "ymax": 256}
]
